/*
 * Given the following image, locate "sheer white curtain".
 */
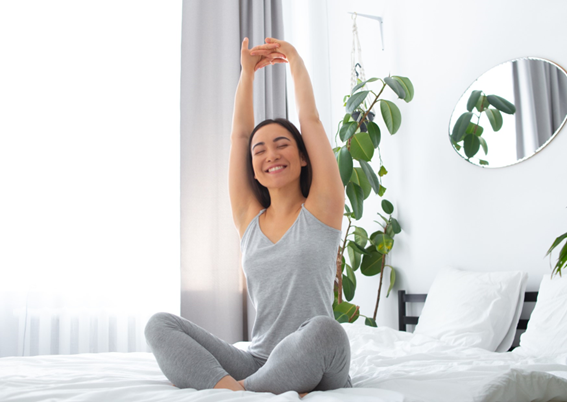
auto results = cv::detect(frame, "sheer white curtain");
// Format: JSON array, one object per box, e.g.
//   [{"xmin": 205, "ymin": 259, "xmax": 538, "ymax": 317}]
[
  {"xmin": 180, "ymin": 0, "xmax": 286, "ymax": 344},
  {"xmin": 0, "ymin": 1, "xmax": 181, "ymax": 357},
  {"xmin": 282, "ymin": 0, "xmax": 334, "ymax": 137}
]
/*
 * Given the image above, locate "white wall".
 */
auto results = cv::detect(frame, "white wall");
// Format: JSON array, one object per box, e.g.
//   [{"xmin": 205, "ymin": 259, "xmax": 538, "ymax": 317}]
[{"xmin": 322, "ymin": 0, "xmax": 567, "ymax": 328}]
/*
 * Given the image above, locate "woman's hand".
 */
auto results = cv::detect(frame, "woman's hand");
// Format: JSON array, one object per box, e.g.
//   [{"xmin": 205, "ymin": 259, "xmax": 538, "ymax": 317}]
[
  {"xmin": 249, "ymin": 37, "xmax": 295, "ymax": 72},
  {"xmin": 240, "ymin": 37, "xmax": 286, "ymax": 74}
]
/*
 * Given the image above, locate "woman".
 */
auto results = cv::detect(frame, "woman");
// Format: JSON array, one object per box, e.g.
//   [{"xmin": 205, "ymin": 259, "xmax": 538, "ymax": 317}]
[{"xmin": 145, "ymin": 37, "xmax": 351, "ymax": 397}]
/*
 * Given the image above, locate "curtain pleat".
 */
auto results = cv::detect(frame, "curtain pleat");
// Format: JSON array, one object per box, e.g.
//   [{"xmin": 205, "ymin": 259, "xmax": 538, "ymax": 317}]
[{"xmin": 180, "ymin": 0, "xmax": 285, "ymax": 343}]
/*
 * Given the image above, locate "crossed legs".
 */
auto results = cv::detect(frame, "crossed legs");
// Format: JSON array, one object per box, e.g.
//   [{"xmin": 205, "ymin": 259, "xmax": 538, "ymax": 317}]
[{"xmin": 144, "ymin": 313, "xmax": 351, "ymax": 395}]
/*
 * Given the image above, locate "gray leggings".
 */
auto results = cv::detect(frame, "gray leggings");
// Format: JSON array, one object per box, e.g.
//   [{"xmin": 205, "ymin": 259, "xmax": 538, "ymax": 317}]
[{"xmin": 144, "ymin": 313, "xmax": 352, "ymax": 394}]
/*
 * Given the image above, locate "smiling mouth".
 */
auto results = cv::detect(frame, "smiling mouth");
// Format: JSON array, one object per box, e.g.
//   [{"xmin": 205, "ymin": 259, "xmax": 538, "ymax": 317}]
[{"xmin": 266, "ymin": 165, "xmax": 287, "ymax": 173}]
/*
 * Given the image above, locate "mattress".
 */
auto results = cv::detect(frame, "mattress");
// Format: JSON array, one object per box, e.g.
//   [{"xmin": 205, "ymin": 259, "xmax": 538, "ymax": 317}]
[{"xmin": 1, "ymin": 323, "xmax": 566, "ymax": 402}]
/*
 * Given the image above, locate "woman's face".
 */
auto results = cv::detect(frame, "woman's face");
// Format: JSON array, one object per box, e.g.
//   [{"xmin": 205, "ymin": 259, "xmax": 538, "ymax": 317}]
[{"xmin": 251, "ymin": 123, "xmax": 307, "ymax": 189}]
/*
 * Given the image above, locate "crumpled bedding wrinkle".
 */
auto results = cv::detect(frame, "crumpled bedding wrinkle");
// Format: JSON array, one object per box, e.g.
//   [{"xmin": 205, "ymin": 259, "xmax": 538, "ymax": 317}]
[{"xmin": 1, "ymin": 324, "xmax": 566, "ymax": 402}]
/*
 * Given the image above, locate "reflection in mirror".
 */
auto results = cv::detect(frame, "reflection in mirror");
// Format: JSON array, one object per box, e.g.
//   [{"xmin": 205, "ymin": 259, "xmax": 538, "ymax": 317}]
[{"xmin": 449, "ymin": 58, "xmax": 567, "ymax": 168}]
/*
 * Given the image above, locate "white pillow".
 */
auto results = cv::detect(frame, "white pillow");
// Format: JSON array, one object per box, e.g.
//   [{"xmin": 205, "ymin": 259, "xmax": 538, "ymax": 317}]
[
  {"xmin": 516, "ymin": 274, "xmax": 567, "ymax": 356},
  {"xmin": 414, "ymin": 268, "xmax": 527, "ymax": 351}
]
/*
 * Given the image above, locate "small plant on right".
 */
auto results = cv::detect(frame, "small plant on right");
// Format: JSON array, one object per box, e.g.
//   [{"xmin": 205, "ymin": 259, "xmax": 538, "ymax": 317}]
[{"xmin": 546, "ymin": 229, "xmax": 567, "ymax": 277}]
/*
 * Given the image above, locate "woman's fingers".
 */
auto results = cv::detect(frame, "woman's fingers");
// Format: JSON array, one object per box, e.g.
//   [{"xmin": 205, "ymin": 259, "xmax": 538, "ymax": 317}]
[
  {"xmin": 250, "ymin": 42, "xmax": 280, "ymax": 51},
  {"xmin": 254, "ymin": 58, "xmax": 288, "ymax": 72},
  {"xmin": 250, "ymin": 51, "xmax": 287, "ymax": 59}
]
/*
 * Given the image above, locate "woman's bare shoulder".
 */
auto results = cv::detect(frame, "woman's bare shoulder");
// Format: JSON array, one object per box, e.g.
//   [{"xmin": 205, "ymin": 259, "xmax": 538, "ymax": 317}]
[
  {"xmin": 237, "ymin": 201, "xmax": 265, "ymax": 239},
  {"xmin": 303, "ymin": 196, "xmax": 343, "ymax": 232}
]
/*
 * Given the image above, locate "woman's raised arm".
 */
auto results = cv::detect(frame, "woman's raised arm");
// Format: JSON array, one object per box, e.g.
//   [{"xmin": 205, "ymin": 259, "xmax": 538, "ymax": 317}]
[
  {"xmin": 231, "ymin": 38, "xmax": 286, "ymax": 139},
  {"xmin": 228, "ymin": 38, "xmax": 286, "ymax": 235},
  {"xmin": 250, "ymin": 38, "xmax": 345, "ymax": 229}
]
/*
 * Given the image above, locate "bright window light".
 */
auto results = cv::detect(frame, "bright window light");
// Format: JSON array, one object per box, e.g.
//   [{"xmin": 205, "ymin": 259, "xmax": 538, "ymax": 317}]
[{"xmin": 0, "ymin": 1, "xmax": 181, "ymax": 314}]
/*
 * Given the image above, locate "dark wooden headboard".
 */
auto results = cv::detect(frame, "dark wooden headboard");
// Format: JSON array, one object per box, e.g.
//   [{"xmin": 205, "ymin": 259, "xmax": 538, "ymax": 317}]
[{"xmin": 398, "ymin": 290, "xmax": 539, "ymax": 332}]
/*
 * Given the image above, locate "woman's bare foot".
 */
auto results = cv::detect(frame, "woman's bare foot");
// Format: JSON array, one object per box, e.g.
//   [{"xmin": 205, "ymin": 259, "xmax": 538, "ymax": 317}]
[
  {"xmin": 299, "ymin": 391, "xmax": 309, "ymax": 398},
  {"xmin": 213, "ymin": 375, "xmax": 244, "ymax": 391},
  {"xmin": 237, "ymin": 379, "xmax": 245, "ymax": 389}
]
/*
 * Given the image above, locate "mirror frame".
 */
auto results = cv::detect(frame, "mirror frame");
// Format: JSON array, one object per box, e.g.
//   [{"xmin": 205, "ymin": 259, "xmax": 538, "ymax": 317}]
[{"xmin": 448, "ymin": 57, "xmax": 567, "ymax": 168}]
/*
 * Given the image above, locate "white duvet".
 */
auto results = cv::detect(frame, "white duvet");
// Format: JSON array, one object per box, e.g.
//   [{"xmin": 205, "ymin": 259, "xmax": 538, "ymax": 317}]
[{"xmin": 1, "ymin": 323, "xmax": 566, "ymax": 402}]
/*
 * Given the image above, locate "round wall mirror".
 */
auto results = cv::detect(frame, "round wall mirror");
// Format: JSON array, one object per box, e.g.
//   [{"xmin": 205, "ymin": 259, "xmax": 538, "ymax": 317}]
[{"xmin": 449, "ymin": 57, "xmax": 567, "ymax": 168}]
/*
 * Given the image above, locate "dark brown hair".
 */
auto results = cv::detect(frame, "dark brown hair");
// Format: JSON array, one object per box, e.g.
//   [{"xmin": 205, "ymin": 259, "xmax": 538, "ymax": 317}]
[{"xmin": 247, "ymin": 118, "xmax": 312, "ymax": 208}]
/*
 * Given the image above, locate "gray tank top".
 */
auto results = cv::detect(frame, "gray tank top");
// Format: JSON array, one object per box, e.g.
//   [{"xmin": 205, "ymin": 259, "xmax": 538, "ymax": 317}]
[{"xmin": 240, "ymin": 203, "xmax": 342, "ymax": 359}]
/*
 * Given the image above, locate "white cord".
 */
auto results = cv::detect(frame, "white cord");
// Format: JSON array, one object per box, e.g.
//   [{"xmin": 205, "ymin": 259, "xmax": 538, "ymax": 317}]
[{"xmin": 351, "ymin": 13, "xmax": 367, "ymax": 91}]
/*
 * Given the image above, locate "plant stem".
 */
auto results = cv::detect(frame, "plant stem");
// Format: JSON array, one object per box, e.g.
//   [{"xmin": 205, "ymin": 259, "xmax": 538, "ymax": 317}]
[
  {"xmin": 373, "ymin": 223, "xmax": 388, "ymax": 320},
  {"xmin": 336, "ymin": 218, "xmax": 352, "ymax": 303},
  {"xmin": 355, "ymin": 83, "xmax": 386, "ymax": 133},
  {"xmin": 373, "ymin": 253, "xmax": 386, "ymax": 321},
  {"xmin": 349, "ymin": 305, "xmax": 360, "ymax": 322},
  {"xmin": 347, "ymin": 83, "xmax": 387, "ymax": 152}
]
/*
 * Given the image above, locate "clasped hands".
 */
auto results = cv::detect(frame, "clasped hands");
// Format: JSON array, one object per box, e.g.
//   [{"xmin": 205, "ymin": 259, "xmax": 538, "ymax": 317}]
[{"xmin": 241, "ymin": 37, "xmax": 295, "ymax": 73}]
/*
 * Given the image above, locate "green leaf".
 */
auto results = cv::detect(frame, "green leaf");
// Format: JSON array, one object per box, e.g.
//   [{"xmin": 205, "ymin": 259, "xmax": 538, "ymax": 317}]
[
  {"xmin": 353, "ymin": 227, "xmax": 368, "ymax": 248},
  {"xmin": 346, "ymin": 90, "xmax": 370, "ymax": 113},
  {"xmin": 385, "ymin": 76, "xmax": 406, "ymax": 99},
  {"xmin": 485, "ymin": 108, "xmax": 503, "ymax": 131},
  {"xmin": 334, "ymin": 301, "xmax": 359, "ymax": 323},
  {"xmin": 359, "ymin": 160, "xmax": 380, "ymax": 195},
  {"xmin": 334, "ymin": 311, "xmax": 350, "ymax": 323},
  {"xmin": 390, "ymin": 218, "xmax": 401, "ymax": 234},
  {"xmin": 349, "ymin": 132, "xmax": 375, "ymax": 161},
  {"xmin": 387, "ymin": 266, "xmax": 396, "ymax": 297},
  {"xmin": 479, "ymin": 159, "xmax": 489, "ymax": 166},
  {"xmin": 380, "ymin": 100, "xmax": 402, "ymax": 134},
  {"xmin": 463, "ymin": 133, "xmax": 481, "ymax": 158},
  {"xmin": 342, "ymin": 274, "xmax": 355, "ymax": 301},
  {"xmin": 392, "ymin": 76, "xmax": 414, "ymax": 102},
  {"xmin": 478, "ymin": 136, "xmax": 488, "ymax": 155},
  {"xmin": 487, "ymin": 95, "xmax": 516, "ymax": 114},
  {"xmin": 350, "ymin": 167, "xmax": 372, "ymax": 199},
  {"xmin": 367, "ymin": 121, "xmax": 381, "ymax": 148},
  {"xmin": 339, "ymin": 121, "xmax": 358, "ymax": 142},
  {"xmin": 466, "ymin": 122, "xmax": 484, "ymax": 136},
  {"xmin": 475, "ymin": 94, "xmax": 489, "ymax": 112},
  {"xmin": 365, "ymin": 317, "xmax": 377, "ymax": 327},
  {"xmin": 546, "ymin": 232, "xmax": 567, "ymax": 256},
  {"xmin": 361, "ymin": 248, "xmax": 384, "ymax": 276},
  {"xmin": 372, "ymin": 233, "xmax": 394, "ymax": 254},
  {"xmin": 382, "ymin": 199, "xmax": 394, "ymax": 214},
  {"xmin": 346, "ymin": 263, "xmax": 357, "ymax": 287},
  {"xmin": 334, "ymin": 301, "xmax": 356, "ymax": 315},
  {"xmin": 348, "ymin": 245, "xmax": 361, "ymax": 271},
  {"xmin": 336, "ymin": 147, "xmax": 353, "ymax": 186},
  {"xmin": 385, "ymin": 223, "xmax": 395, "ymax": 238},
  {"xmin": 378, "ymin": 185, "xmax": 386, "ymax": 197},
  {"xmin": 343, "ymin": 113, "xmax": 352, "ymax": 125},
  {"xmin": 351, "ymin": 78, "xmax": 378, "ymax": 94},
  {"xmin": 348, "ymin": 240, "xmax": 371, "ymax": 255},
  {"xmin": 346, "ymin": 182, "xmax": 364, "ymax": 220},
  {"xmin": 451, "ymin": 112, "xmax": 473, "ymax": 142},
  {"xmin": 378, "ymin": 166, "xmax": 388, "ymax": 177},
  {"xmin": 467, "ymin": 90, "xmax": 482, "ymax": 112}
]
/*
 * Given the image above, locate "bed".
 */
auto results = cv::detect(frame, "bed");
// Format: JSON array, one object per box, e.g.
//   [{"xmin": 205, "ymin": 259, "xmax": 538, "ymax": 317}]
[{"xmin": 2, "ymin": 268, "xmax": 567, "ymax": 402}]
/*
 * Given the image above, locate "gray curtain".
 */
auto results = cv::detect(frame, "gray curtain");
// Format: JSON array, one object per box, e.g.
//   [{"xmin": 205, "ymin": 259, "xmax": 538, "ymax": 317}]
[
  {"xmin": 180, "ymin": 0, "xmax": 286, "ymax": 344},
  {"xmin": 513, "ymin": 59, "xmax": 567, "ymax": 159}
]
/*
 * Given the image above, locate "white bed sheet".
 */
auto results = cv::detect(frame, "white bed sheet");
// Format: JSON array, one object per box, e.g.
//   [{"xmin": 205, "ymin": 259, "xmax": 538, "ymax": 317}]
[{"xmin": 1, "ymin": 323, "xmax": 566, "ymax": 402}]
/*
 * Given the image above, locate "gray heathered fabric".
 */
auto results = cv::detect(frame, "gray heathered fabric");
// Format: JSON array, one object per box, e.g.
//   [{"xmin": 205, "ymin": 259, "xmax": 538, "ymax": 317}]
[
  {"xmin": 144, "ymin": 202, "xmax": 353, "ymax": 392},
  {"xmin": 240, "ymin": 203, "xmax": 342, "ymax": 360}
]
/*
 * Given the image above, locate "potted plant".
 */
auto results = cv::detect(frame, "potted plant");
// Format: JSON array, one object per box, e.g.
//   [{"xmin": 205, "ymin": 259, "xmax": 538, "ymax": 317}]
[
  {"xmin": 546, "ymin": 229, "xmax": 567, "ymax": 277},
  {"xmin": 332, "ymin": 75, "xmax": 414, "ymax": 327}
]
